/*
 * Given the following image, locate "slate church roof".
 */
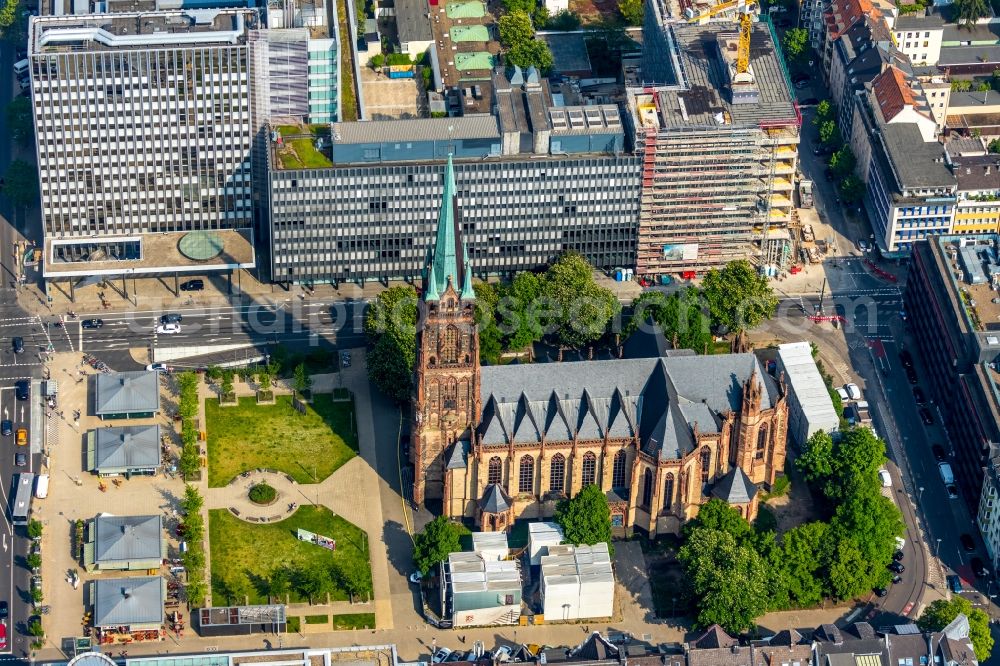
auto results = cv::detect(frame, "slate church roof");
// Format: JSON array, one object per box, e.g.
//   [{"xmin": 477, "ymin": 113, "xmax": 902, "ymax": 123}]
[{"xmin": 477, "ymin": 354, "xmax": 778, "ymax": 463}]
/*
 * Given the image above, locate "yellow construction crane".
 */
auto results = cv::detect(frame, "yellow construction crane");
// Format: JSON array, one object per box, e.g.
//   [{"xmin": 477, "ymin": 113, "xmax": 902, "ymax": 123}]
[{"xmin": 686, "ymin": 0, "xmax": 758, "ymax": 76}]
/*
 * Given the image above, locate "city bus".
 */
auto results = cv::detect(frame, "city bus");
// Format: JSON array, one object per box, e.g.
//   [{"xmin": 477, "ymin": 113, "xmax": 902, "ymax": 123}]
[{"xmin": 11, "ymin": 473, "xmax": 33, "ymax": 526}]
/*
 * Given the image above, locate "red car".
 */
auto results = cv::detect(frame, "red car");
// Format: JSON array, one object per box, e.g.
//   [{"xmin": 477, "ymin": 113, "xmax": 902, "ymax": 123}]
[{"xmin": 1, "ymin": 619, "xmax": 10, "ymax": 650}]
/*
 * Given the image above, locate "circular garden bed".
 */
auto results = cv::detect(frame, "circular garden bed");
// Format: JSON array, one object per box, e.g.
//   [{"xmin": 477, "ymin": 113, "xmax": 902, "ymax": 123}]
[{"xmin": 248, "ymin": 482, "xmax": 278, "ymax": 505}]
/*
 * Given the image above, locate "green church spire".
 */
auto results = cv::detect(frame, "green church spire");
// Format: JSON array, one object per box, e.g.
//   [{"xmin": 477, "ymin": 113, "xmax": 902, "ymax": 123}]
[{"xmin": 425, "ymin": 155, "xmax": 474, "ymax": 302}]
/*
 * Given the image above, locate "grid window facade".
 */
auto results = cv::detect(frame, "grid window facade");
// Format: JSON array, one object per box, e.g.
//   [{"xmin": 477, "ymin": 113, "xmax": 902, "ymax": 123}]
[
  {"xmin": 549, "ymin": 454, "xmax": 565, "ymax": 493},
  {"xmin": 581, "ymin": 452, "xmax": 597, "ymax": 487},
  {"xmin": 31, "ymin": 12, "xmax": 258, "ymax": 241},
  {"xmin": 518, "ymin": 455, "xmax": 534, "ymax": 494},
  {"xmin": 268, "ymin": 156, "xmax": 642, "ymax": 283},
  {"xmin": 488, "ymin": 456, "xmax": 502, "ymax": 485},
  {"xmin": 612, "ymin": 450, "xmax": 627, "ymax": 489}
]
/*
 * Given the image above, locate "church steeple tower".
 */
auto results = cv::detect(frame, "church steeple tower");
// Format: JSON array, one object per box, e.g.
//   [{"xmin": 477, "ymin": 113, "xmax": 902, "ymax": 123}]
[{"xmin": 413, "ymin": 155, "xmax": 480, "ymax": 508}]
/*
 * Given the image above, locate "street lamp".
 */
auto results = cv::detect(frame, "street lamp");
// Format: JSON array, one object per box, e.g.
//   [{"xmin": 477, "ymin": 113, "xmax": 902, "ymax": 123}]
[
  {"xmin": 918, "ymin": 486, "xmax": 924, "ymax": 503},
  {"xmin": 936, "ymin": 538, "xmax": 942, "ymax": 557}
]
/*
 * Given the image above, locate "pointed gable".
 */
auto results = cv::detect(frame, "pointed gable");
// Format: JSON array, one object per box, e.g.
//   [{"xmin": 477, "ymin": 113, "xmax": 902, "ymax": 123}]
[{"xmin": 424, "ymin": 154, "xmax": 474, "ymax": 303}]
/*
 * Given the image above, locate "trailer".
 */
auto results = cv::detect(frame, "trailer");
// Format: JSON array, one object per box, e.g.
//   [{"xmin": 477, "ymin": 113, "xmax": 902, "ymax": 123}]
[{"xmin": 798, "ymin": 180, "xmax": 814, "ymax": 208}]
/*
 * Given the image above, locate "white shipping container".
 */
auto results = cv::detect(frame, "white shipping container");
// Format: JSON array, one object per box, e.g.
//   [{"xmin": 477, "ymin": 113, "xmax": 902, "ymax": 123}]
[{"xmin": 529, "ymin": 522, "xmax": 565, "ymax": 566}]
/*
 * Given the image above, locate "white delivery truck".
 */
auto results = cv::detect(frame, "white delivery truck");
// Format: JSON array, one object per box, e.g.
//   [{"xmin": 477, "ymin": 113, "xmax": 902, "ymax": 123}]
[
  {"xmin": 938, "ymin": 462, "xmax": 955, "ymax": 485},
  {"xmin": 33, "ymin": 474, "xmax": 48, "ymax": 499},
  {"xmin": 13, "ymin": 59, "xmax": 28, "ymax": 78}
]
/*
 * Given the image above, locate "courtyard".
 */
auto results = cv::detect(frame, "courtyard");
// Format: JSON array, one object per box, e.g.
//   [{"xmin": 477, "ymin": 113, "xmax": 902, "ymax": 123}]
[
  {"xmin": 208, "ymin": 505, "xmax": 371, "ymax": 606},
  {"xmin": 205, "ymin": 394, "xmax": 358, "ymax": 488}
]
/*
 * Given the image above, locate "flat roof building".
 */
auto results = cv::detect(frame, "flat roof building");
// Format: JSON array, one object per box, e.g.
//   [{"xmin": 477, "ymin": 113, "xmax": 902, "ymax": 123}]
[
  {"xmin": 540, "ymin": 542, "xmax": 614, "ymax": 621},
  {"xmin": 84, "ymin": 514, "xmax": 165, "ymax": 572},
  {"xmin": 93, "ymin": 372, "xmax": 160, "ymax": 420},
  {"xmin": 86, "ymin": 425, "xmax": 161, "ymax": 476},
  {"xmin": 441, "ymin": 550, "xmax": 522, "ymax": 628},
  {"xmin": 28, "ymin": 8, "xmax": 260, "ymax": 293},
  {"xmin": 776, "ymin": 341, "xmax": 840, "ymax": 445}
]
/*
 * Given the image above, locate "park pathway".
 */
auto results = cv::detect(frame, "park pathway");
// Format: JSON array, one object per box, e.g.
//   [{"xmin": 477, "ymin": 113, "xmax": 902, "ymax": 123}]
[{"xmin": 197, "ymin": 358, "xmax": 393, "ymax": 629}]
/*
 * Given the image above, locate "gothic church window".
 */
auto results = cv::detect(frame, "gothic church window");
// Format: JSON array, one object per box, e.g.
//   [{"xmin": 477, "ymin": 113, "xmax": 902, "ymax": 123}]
[
  {"xmin": 440, "ymin": 325, "xmax": 461, "ymax": 364},
  {"xmin": 612, "ymin": 450, "xmax": 627, "ymax": 488},
  {"xmin": 519, "ymin": 455, "xmax": 535, "ymax": 494},
  {"xmin": 488, "ymin": 456, "xmax": 502, "ymax": 485},
  {"xmin": 549, "ymin": 454, "xmax": 566, "ymax": 493},
  {"xmin": 582, "ymin": 452, "xmax": 597, "ymax": 487},
  {"xmin": 663, "ymin": 473, "xmax": 674, "ymax": 512},
  {"xmin": 700, "ymin": 447, "xmax": 711, "ymax": 484},
  {"xmin": 641, "ymin": 468, "xmax": 654, "ymax": 509},
  {"xmin": 756, "ymin": 425, "xmax": 768, "ymax": 460}
]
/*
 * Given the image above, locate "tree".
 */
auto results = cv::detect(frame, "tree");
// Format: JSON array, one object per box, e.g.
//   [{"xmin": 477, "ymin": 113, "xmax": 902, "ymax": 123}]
[
  {"xmin": 818, "ymin": 120, "xmax": 841, "ymax": 147},
  {"xmin": 0, "ymin": 0, "xmax": 19, "ymax": 31},
  {"xmin": 532, "ymin": 3, "xmax": 550, "ymax": 27},
  {"xmin": 6, "ymin": 96, "xmax": 32, "ymax": 147},
  {"xmin": 952, "ymin": 79, "xmax": 973, "ymax": 92},
  {"xmin": 369, "ymin": 53, "xmax": 385, "ymax": 69},
  {"xmin": 679, "ymin": 528, "xmax": 770, "ymax": 633},
  {"xmin": 25, "ymin": 553, "xmax": 41, "ymax": 570},
  {"xmin": 629, "ymin": 288, "xmax": 712, "ymax": 353},
  {"xmin": 506, "ymin": 39, "xmax": 555, "ymax": 73},
  {"xmin": 829, "ymin": 428, "xmax": 886, "ymax": 499},
  {"xmin": 780, "ymin": 521, "xmax": 828, "ymax": 607},
  {"xmin": 618, "ymin": 0, "xmax": 643, "ymax": 25},
  {"xmin": 497, "ymin": 271, "xmax": 545, "ymax": 350},
  {"xmin": 990, "ymin": 138, "xmax": 1000, "ymax": 153},
  {"xmin": 502, "ymin": 0, "xmax": 535, "ymax": 13},
  {"xmin": 269, "ymin": 566, "xmax": 291, "ymax": 602},
  {"xmin": 919, "ymin": 597, "xmax": 994, "ymax": 661},
  {"xmin": 953, "ymin": 0, "xmax": 989, "ymax": 27},
  {"xmin": 554, "ymin": 484, "xmax": 613, "ymax": 551},
  {"xmin": 413, "ymin": 515, "xmax": 463, "ymax": 575},
  {"xmin": 813, "ymin": 100, "xmax": 833, "ymax": 123},
  {"xmin": 547, "ymin": 9, "xmax": 581, "ymax": 29},
  {"xmin": 839, "ymin": 175, "xmax": 864, "ymax": 204},
  {"xmin": 295, "ymin": 561, "xmax": 334, "ymax": 603},
  {"xmin": 221, "ymin": 371, "xmax": 234, "ymax": 397},
  {"xmin": 828, "ymin": 146, "xmax": 856, "ymax": 179},
  {"xmin": 473, "ymin": 281, "xmax": 502, "ymax": 364},
  {"xmin": 2, "ymin": 160, "xmax": 37, "ymax": 208},
  {"xmin": 700, "ymin": 260, "xmax": 778, "ymax": 332},
  {"xmin": 365, "ymin": 285, "xmax": 417, "ymax": 402},
  {"xmin": 782, "ymin": 28, "xmax": 809, "ymax": 64},
  {"xmin": 543, "ymin": 253, "xmax": 619, "ymax": 348},
  {"xmin": 335, "ymin": 557, "xmax": 373, "ymax": 599},
  {"xmin": 181, "ymin": 484, "xmax": 204, "ymax": 516},
  {"xmin": 498, "ymin": 9, "xmax": 534, "ymax": 47},
  {"xmin": 683, "ymin": 498, "xmax": 753, "ymax": 544},
  {"xmin": 796, "ymin": 430, "xmax": 835, "ymax": 485},
  {"xmin": 227, "ymin": 571, "xmax": 252, "ymax": 605},
  {"xmin": 179, "ymin": 443, "xmax": 200, "ymax": 479},
  {"xmin": 825, "ymin": 536, "xmax": 870, "ymax": 600},
  {"xmin": 259, "ymin": 369, "xmax": 272, "ymax": 391},
  {"xmin": 27, "ymin": 618, "xmax": 43, "ymax": 637},
  {"xmin": 27, "ymin": 519, "xmax": 42, "ymax": 539},
  {"xmin": 293, "ymin": 362, "xmax": 312, "ymax": 395}
]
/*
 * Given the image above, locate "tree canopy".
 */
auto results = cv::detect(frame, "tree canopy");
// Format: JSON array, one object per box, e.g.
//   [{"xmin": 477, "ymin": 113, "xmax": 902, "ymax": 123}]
[
  {"xmin": 2, "ymin": 160, "xmax": 37, "ymax": 208},
  {"xmin": 700, "ymin": 260, "xmax": 778, "ymax": 332},
  {"xmin": 629, "ymin": 288, "xmax": 712, "ymax": 353},
  {"xmin": 544, "ymin": 253, "xmax": 620, "ymax": 348},
  {"xmin": 618, "ymin": 0, "xmax": 643, "ymax": 25},
  {"xmin": 782, "ymin": 28, "xmax": 809, "ymax": 64},
  {"xmin": 6, "ymin": 97, "xmax": 32, "ymax": 148},
  {"xmin": 506, "ymin": 40, "xmax": 555, "ymax": 73},
  {"xmin": 679, "ymin": 528, "xmax": 769, "ymax": 633},
  {"xmin": 413, "ymin": 515, "xmax": 464, "ymax": 575},
  {"xmin": 953, "ymin": 0, "xmax": 989, "ymax": 26},
  {"xmin": 498, "ymin": 9, "xmax": 534, "ymax": 47},
  {"xmin": 919, "ymin": 597, "xmax": 994, "ymax": 661},
  {"xmin": 554, "ymin": 484, "xmax": 613, "ymax": 552},
  {"xmin": 364, "ymin": 285, "xmax": 418, "ymax": 402}
]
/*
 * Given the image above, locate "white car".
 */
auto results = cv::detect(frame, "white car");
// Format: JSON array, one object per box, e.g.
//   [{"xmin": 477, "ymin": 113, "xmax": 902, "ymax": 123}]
[
  {"xmin": 836, "ymin": 387, "xmax": 850, "ymax": 402},
  {"xmin": 432, "ymin": 649, "xmax": 452, "ymax": 664},
  {"xmin": 408, "ymin": 571, "xmax": 423, "ymax": 584},
  {"xmin": 155, "ymin": 323, "xmax": 181, "ymax": 334},
  {"xmin": 493, "ymin": 646, "xmax": 513, "ymax": 663},
  {"xmin": 146, "ymin": 362, "xmax": 169, "ymax": 372},
  {"xmin": 878, "ymin": 469, "xmax": 892, "ymax": 487},
  {"xmin": 845, "ymin": 383, "xmax": 862, "ymax": 400}
]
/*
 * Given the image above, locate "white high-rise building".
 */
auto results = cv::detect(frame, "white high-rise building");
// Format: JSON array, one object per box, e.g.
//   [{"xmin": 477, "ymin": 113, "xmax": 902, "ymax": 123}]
[{"xmin": 28, "ymin": 8, "xmax": 260, "ymax": 292}]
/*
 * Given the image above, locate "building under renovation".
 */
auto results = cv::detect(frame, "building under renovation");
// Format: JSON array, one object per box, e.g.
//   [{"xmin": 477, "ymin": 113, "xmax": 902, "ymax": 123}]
[{"xmin": 629, "ymin": 4, "xmax": 801, "ymax": 277}]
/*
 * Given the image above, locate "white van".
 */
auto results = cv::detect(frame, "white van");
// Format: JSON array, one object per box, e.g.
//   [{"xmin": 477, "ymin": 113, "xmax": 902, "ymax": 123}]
[
  {"xmin": 13, "ymin": 59, "xmax": 28, "ymax": 77},
  {"xmin": 33, "ymin": 474, "xmax": 48, "ymax": 499}
]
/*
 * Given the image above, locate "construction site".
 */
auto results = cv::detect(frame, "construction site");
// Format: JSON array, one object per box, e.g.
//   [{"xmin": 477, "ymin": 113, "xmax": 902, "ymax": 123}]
[{"xmin": 627, "ymin": 0, "xmax": 802, "ymax": 279}]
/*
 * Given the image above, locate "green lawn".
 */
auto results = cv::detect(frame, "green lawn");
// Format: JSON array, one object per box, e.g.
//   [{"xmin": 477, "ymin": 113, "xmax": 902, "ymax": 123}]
[
  {"xmin": 206, "ymin": 394, "xmax": 357, "ymax": 487},
  {"xmin": 209, "ymin": 506, "xmax": 370, "ymax": 605},
  {"xmin": 332, "ymin": 612, "xmax": 375, "ymax": 629}
]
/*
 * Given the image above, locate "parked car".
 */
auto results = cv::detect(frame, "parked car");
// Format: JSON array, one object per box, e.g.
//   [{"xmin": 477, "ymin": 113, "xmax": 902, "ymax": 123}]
[
  {"xmin": 0, "ymin": 601, "xmax": 9, "ymax": 619},
  {"xmin": 932, "ymin": 444, "xmax": 947, "ymax": 462},
  {"xmin": 160, "ymin": 313, "xmax": 183, "ymax": 324},
  {"xmin": 947, "ymin": 484, "xmax": 960, "ymax": 499},
  {"xmin": 893, "ymin": 550, "xmax": 904, "ymax": 561},
  {"xmin": 81, "ymin": 318, "xmax": 103, "ymax": 329},
  {"xmin": 948, "ymin": 575, "xmax": 963, "ymax": 594},
  {"xmin": 900, "ymin": 350, "xmax": 914, "ymax": 368},
  {"xmin": 878, "ymin": 469, "xmax": 892, "ymax": 487},
  {"xmin": 445, "ymin": 653, "xmax": 464, "ymax": 663},
  {"xmin": 0, "ymin": 421, "xmax": 10, "ymax": 437},
  {"xmin": 973, "ymin": 557, "xmax": 990, "ymax": 578},
  {"xmin": 888, "ymin": 561, "xmax": 905, "ymax": 574},
  {"xmin": 493, "ymin": 646, "xmax": 513, "ymax": 663},
  {"xmin": 14, "ymin": 452, "xmax": 26, "ymax": 467},
  {"xmin": 906, "ymin": 366, "xmax": 919, "ymax": 385},
  {"xmin": 180, "ymin": 278, "xmax": 204, "ymax": 291},
  {"xmin": 146, "ymin": 363, "xmax": 169, "ymax": 373},
  {"xmin": 432, "ymin": 649, "xmax": 453, "ymax": 664},
  {"xmin": 156, "ymin": 323, "xmax": 181, "ymax": 334},
  {"xmin": 920, "ymin": 408, "xmax": 934, "ymax": 425},
  {"xmin": 874, "ymin": 587, "xmax": 887, "ymax": 597},
  {"xmin": 845, "ymin": 383, "xmax": 862, "ymax": 400},
  {"xmin": 0, "ymin": 620, "xmax": 8, "ymax": 650},
  {"xmin": 15, "ymin": 429, "xmax": 26, "ymax": 447},
  {"xmin": 961, "ymin": 534, "xmax": 976, "ymax": 552},
  {"xmin": 408, "ymin": 571, "xmax": 423, "ymax": 584},
  {"xmin": 913, "ymin": 387, "xmax": 926, "ymax": 404},
  {"xmin": 794, "ymin": 79, "xmax": 810, "ymax": 89},
  {"xmin": 14, "ymin": 380, "xmax": 28, "ymax": 401},
  {"xmin": 891, "ymin": 574, "xmax": 903, "ymax": 584},
  {"xmin": 12, "ymin": 337, "xmax": 23, "ymax": 354},
  {"xmin": 836, "ymin": 387, "xmax": 850, "ymax": 401}
]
